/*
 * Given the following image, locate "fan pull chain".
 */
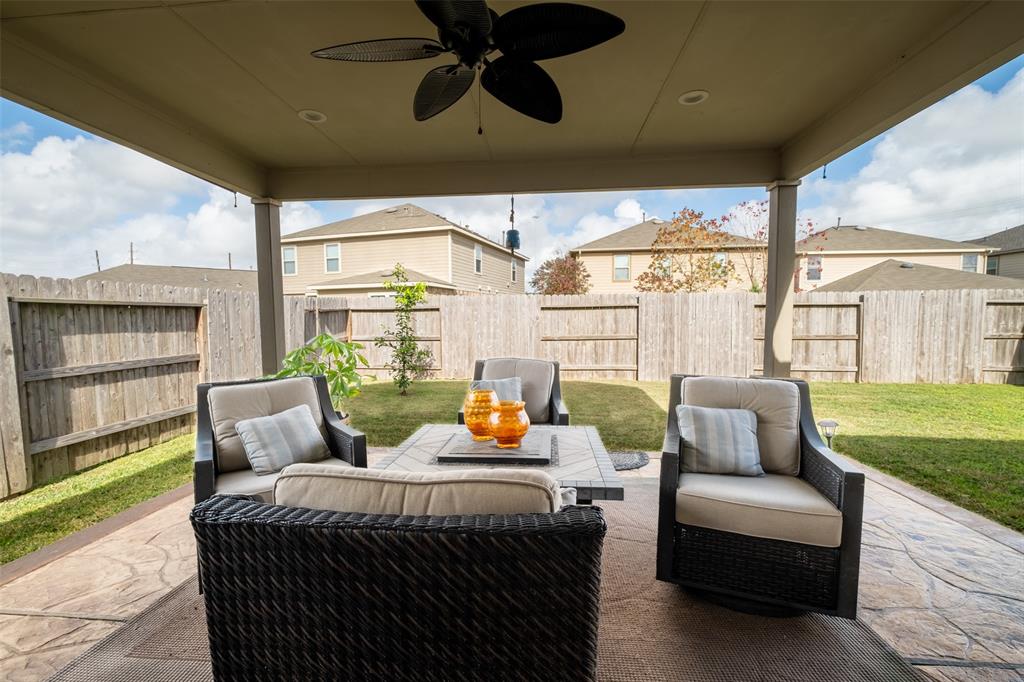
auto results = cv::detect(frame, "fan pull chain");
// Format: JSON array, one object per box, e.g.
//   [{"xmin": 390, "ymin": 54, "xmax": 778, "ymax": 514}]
[{"xmin": 477, "ymin": 65, "xmax": 483, "ymax": 135}]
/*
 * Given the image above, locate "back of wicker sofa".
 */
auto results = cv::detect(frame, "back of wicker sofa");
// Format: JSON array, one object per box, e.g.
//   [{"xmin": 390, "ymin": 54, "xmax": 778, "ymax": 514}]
[{"xmin": 191, "ymin": 495, "xmax": 607, "ymax": 682}]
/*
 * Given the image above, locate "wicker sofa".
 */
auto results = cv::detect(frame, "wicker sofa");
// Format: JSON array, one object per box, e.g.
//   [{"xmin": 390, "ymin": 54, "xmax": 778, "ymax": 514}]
[
  {"xmin": 191, "ymin": 493, "xmax": 606, "ymax": 680},
  {"xmin": 457, "ymin": 357, "xmax": 570, "ymax": 425},
  {"xmin": 656, "ymin": 374, "xmax": 864, "ymax": 618}
]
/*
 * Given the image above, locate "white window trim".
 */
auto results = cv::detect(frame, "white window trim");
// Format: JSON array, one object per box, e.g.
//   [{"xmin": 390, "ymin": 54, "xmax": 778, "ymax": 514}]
[
  {"xmin": 282, "ymin": 246, "xmax": 298, "ymax": 276},
  {"xmin": 613, "ymin": 253, "xmax": 630, "ymax": 281},
  {"xmin": 961, "ymin": 253, "xmax": 979, "ymax": 273},
  {"xmin": 474, "ymin": 244, "xmax": 483, "ymax": 275},
  {"xmin": 323, "ymin": 242, "xmax": 341, "ymax": 274},
  {"xmin": 806, "ymin": 254, "xmax": 823, "ymax": 281},
  {"xmin": 511, "ymin": 259, "xmax": 517, "ymax": 283}
]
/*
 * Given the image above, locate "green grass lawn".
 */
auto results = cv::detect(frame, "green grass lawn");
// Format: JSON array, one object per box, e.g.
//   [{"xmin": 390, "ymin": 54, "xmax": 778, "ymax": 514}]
[
  {"xmin": 0, "ymin": 434, "xmax": 195, "ymax": 565},
  {"xmin": 2, "ymin": 380, "xmax": 1020, "ymax": 567}
]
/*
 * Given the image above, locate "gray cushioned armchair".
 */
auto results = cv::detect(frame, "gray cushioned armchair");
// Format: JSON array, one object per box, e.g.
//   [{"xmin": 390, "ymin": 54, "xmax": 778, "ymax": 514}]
[
  {"xmin": 457, "ymin": 357, "xmax": 569, "ymax": 425},
  {"xmin": 194, "ymin": 375, "xmax": 366, "ymax": 504},
  {"xmin": 656, "ymin": 374, "xmax": 864, "ymax": 619}
]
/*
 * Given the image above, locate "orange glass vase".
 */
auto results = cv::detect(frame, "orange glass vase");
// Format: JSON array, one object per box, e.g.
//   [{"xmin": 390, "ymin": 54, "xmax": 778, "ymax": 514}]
[
  {"xmin": 489, "ymin": 400, "xmax": 530, "ymax": 449},
  {"xmin": 463, "ymin": 389, "xmax": 498, "ymax": 441}
]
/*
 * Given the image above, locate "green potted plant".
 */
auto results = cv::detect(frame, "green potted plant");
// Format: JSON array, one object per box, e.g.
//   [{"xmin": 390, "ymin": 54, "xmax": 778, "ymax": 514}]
[{"xmin": 274, "ymin": 333, "xmax": 371, "ymax": 421}]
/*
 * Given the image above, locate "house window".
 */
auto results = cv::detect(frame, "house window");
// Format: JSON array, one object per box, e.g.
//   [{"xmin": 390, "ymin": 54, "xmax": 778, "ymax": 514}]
[
  {"xmin": 474, "ymin": 244, "xmax": 483, "ymax": 274},
  {"xmin": 806, "ymin": 254, "xmax": 822, "ymax": 281},
  {"xmin": 511, "ymin": 259, "xmax": 517, "ymax": 283},
  {"xmin": 712, "ymin": 252, "xmax": 728, "ymax": 267},
  {"xmin": 368, "ymin": 291, "xmax": 397, "ymax": 299},
  {"xmin": 324, "ymin": 243, "xmax": 340, "ymax": 273},
  {"xmin": 282, "ymin": 246, "xmax": 297, "ymax": 275},
  {"xmin": 613, "ymin": 254, "xmax": 630, "ymax": 281},
  {"xmin": 657, "ymin": 256, "xmax": 672, "ymax": 276},
  {"xmin": 987, "ymin": 255, "xmax": 999, "ymax": 275},
  {"xmin": 961, "ymin": 254, "xmax": 979, "ymax": 273}
]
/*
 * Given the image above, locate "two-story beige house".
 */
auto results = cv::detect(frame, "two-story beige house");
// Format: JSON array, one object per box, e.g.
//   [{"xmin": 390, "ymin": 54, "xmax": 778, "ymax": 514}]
[
  {"xmin": 279, "ymin": 204, "xmax": 528, "ymax": 296},
  {"xmin": 796, "ymin": 225, "xmax": 991, "ymax": 291},
  {"xmin": 570, "ymin": 218, "xmax": 767, "ymax": 293}
]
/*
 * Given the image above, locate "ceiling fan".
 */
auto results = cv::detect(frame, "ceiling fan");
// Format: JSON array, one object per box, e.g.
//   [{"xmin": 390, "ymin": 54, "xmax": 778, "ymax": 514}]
[{"xmin": 311, "ymin": 1, "xmax": 625, "ymax": 125}]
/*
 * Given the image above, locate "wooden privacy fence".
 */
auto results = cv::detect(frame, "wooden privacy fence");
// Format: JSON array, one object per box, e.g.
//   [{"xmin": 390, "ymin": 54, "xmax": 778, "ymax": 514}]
[{"xmin": 2, "ymin": 272, "xmax": 1022, "ymax": 499}]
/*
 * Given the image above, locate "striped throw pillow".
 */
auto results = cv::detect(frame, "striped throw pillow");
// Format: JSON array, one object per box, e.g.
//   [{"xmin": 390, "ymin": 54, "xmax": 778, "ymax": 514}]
[
  {"xmin": 235, "ymin": 405, "xmax": 330, "ymax": 476},
  {"xmin": 676, "ymin": 405, "xmax": 764, "ymax": 476}
]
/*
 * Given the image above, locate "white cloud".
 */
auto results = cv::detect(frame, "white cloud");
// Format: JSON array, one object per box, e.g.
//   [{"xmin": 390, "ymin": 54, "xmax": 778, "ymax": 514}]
[
  {"xmin": 799, "ymin": 66, "xmax": 1024, "ymax": 240},
  {"xmin": 0, "ymin": 122, "xmax": 33, "ymax": 150},
  {"xmin": 0, "ymin": 134, "xmax": 322, "ymax": 277}
]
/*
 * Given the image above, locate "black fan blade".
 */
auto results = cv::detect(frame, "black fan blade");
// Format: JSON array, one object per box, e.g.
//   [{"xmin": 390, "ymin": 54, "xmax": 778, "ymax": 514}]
[
  {"xmin": 481, "ymin": 57, "xmax": 561, "ymax": 124},
  {"xmin": 415, "ymin": 1, "xmax": 492, "ymax": 40},
  {"xmin": 312, "ymin": 38, "xmax": 446, "ymax": 62},
  {"xmin": 414, "ymin": 64, "xmax": 476, "ymax": 121},
  {"xmin": 493, "ymin": 3, "xmax": 625, "ymax": 61}
]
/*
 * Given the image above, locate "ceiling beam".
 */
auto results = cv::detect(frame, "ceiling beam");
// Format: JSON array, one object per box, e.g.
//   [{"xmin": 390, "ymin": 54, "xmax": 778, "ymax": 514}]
[
  {"xmin": 0, "ymin": 31, "xmax": 267, "ymax": 197},
  {"xmin": 780, "ymin": 0, "xmax": 1024, "ymax": 180},
  {"xmin": 267, "ymin": 149, "xmax": 780, "ymax": 201}
]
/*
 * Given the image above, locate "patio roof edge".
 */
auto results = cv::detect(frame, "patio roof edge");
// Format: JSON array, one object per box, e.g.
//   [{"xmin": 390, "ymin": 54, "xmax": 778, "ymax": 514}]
[
  {"xmin": 265, "ymin": 148, "xmax": 780, "ymax": 201},
  {"xmin": 780, "ymin": 1, "xmax": 1024, "ymax": 179},
  {"xmin": 0, "ymin": 32, "xmax": 268, "ymax": 197}
]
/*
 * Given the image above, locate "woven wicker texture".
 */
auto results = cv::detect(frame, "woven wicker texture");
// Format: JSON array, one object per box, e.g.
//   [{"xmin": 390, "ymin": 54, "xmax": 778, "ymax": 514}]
[{"xmin": 49, "ymin": 481, "xmax": 922, "ymax": 682}]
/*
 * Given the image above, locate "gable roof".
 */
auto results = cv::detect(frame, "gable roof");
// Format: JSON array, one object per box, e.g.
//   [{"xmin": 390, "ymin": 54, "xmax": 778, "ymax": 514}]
[
  {"xmin": 814, "ymin": 259, "xmax": 1023, "ymax": 292},
  {"xmin": 308, "ymin": 268, "xmax": 455, "ymax": 291},
  {"xmin": 966, "ymin": 224, "xmax": 1024, "ymax": 255},
  {"xmin": 75, "ymin": 264, "xmax": 257, "ymax": 290},
  {"xmin": 281, "ymin": 203, "xmax": 528, "ymax": 260},
  {"xmin": 798, "ymin": 225, "xmax": 989, "ymax": 253},
  {"xmin": 572, "ymin": 218, "xmax": 763, "ymax": 252}
]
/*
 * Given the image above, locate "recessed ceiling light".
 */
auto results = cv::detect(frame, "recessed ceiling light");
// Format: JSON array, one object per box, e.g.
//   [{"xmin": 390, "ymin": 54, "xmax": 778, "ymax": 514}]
[
  {"xmin": 677, "ymin": 90, "xmax": 710, "ymax": 106},
  {"xmin": 298, "ymin": 109, "xmax": 327, "ymax": 123}
]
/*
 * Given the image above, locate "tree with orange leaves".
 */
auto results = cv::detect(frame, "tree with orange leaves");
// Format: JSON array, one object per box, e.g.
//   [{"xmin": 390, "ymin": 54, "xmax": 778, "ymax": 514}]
[{"xmin": 635, "ymin": 209, "xmax": 738, "ymax": 293}]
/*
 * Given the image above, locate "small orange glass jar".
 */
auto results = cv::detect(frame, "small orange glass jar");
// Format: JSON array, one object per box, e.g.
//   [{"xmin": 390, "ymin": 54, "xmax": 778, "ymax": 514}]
[
  {"xmin": 489, "ymin": 400, "xmax": 530, "ymax": 449},
  {"xmin": 463, "ymin": 389, "xmax": 499, "ymax": 441}
]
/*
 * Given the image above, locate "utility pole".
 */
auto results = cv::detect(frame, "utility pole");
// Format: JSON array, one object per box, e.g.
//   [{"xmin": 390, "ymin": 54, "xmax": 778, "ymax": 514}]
[
  {"xmin": 228, "ymin": 252, "xmax": 232, "ymax": 270},
  {"xmin": 95, "ymin": 250, "xmax": 101, "ymax": 272},
  {"xmin": 130, "ymin": 242, "xmax": 134, "ymax": 264}
]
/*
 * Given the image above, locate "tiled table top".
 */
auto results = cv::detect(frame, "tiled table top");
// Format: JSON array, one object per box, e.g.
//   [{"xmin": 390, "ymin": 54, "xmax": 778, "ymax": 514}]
[{"xmin": 375, "ymin": 424, "xmax": 625, "ymax": 502}]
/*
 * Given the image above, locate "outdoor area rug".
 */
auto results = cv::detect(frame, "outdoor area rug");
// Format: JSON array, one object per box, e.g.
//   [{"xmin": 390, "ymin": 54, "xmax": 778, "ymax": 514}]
[{"xmin": 50, "ymin": 481, "xmax": 923, "ymax": 681}]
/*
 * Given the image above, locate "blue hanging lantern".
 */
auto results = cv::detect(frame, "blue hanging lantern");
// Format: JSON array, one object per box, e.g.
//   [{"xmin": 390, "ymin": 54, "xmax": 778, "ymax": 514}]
[{"xmin": 505, "ymin": 228, "xmax": 521, "ymax": 250}]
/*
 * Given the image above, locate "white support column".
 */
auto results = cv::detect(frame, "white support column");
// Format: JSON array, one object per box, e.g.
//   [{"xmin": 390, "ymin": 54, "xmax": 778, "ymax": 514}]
[
  {"xmin": 763, "ymin": 180, "xmax": 800, "ymax": 378},
  {"xmin": 253, "ymin": 197, "xmax": 285, "ymax": 375}
]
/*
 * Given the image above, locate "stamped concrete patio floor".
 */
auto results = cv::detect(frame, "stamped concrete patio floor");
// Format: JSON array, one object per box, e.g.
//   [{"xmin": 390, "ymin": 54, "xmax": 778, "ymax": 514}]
[{"xmin": 0, "ymin": 452, "xmax": 1020, "ymax": 682}]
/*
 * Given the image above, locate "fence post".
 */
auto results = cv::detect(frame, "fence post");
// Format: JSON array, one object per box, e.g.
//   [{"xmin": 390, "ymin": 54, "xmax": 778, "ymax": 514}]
[{"xmin": 0, "ymin": 277, "xmax": 30, "ymax": 497}]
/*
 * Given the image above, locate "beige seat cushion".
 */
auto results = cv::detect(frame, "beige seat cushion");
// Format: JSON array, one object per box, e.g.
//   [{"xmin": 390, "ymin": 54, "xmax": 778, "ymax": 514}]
[
  {"xmin": 481, "ymin": 358, "xmax": 555, "ymax": 423},
  {"xmin": 676, "ymin": 473, "xmax": 842, "ymax": 547},
  {"xmin": 215, "ymin": 456, "xmax": 351, "ymax": 504},
  {"xmin": 275, "ymin": 464, "xmax": 561, "ymax": 515},
  {"xmin": 207, "ymin": 378, "xmax": 325, "ymax": 473},
  {"xmin": 681, "ymin": 377, "xmax": 800, "ymax": 475}
]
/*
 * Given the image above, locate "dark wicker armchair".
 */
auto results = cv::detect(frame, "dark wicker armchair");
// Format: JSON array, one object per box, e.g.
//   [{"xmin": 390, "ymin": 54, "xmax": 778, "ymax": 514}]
[
  {"xmin": 656, "ymin": 374, "xmax": 864, "ymax": 618},
  {"xmin": 191, "ymin": 495, "xmax": 606, "ymax": 681},
  {"xmin": 457, "ymin": 357, "xmax": 570, "ymax": 425},
  {"xmin": 194, "ymin": 375, "xmax": 366, "ymax": 504}
]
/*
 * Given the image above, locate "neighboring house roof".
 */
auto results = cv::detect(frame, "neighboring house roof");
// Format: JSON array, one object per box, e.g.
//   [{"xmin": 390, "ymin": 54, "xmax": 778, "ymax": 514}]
[
  {"xmin": 814, "ymin": 259, "xmax": 1023, "ymax": 292},
  {"xmin": 307, "ymin": 268, "xmax": 456, "ymax": 291},
  {"xmin": 281, "ymin": 203, "xmax": 528, "ymax": 260},
  {"xmin": 966, "ymin": 223, "xmax": 1024, "ymax": 255},
  {"xmin": 76, "ymin": 264, "xmax": 257, "ymax": 290},
  {"xmin": 798, "ymin": 225, "xmax": 989, "ymax": 254},
  {"xmin": 571, "ymin": 218, "xmax": 763, "ymax": 252}
]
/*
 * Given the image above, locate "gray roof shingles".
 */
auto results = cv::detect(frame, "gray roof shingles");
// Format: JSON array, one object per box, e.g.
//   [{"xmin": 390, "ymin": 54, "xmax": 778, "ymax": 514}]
[
  {"xmin": 966, "ymin": 224, "xmax": 1024, "ymax": 254},
  {"xmin": 76, "ymin": 264, "xmax": 257, "ymax": 290},
  {"xmin": 798, "ymin": 225, "xmax": 989, "ymax": 253},
  {"xmin": 814, "ymin": 259, "xmax": 1023, "ymax": 292},
  {"xmin": 572, "ymin": 218, "xmax": 763, "ymax": 251}
]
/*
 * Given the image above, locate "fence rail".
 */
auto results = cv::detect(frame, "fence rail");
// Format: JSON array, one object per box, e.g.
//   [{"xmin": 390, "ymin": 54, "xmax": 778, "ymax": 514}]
[{"xmin": 1, "ymin": 272, "xmax": 1021, "ymax": 499}]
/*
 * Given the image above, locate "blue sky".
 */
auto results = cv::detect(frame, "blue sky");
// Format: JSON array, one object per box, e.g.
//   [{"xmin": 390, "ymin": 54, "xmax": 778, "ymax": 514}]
[{"xmin": 1, "ymin": 54, "xmax": 1022, "ymax": 278}]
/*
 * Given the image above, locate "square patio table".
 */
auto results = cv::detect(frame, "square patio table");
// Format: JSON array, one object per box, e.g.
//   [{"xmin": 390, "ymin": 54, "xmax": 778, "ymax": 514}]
[{"xmin": 375, "ymin": 424, "xmax": 624, "ymax": 504}]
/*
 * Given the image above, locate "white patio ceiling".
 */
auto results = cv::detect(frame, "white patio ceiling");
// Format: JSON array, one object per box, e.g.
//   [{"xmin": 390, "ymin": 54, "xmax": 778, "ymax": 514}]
[{"xmin": 2, "ymin": 1, "xmax": 1022, "ymax": 201}]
